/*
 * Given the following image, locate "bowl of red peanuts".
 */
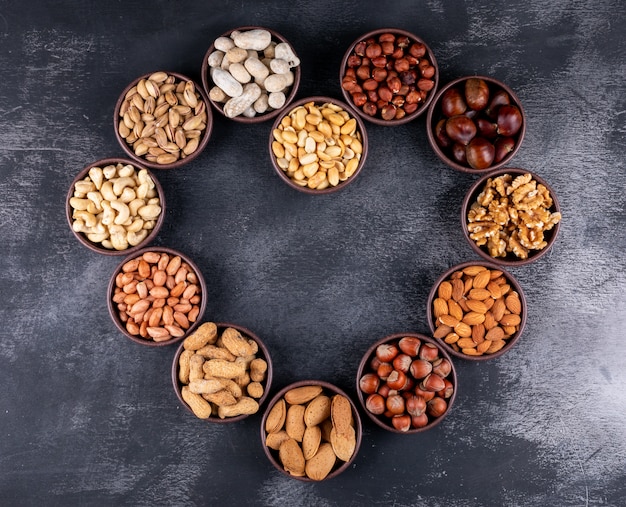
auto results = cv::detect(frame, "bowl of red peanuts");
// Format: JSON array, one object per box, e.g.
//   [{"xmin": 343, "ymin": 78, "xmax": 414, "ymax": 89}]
[{"xmin": 340, "ymin": 28, "xmax": 439, "ymax": 125}]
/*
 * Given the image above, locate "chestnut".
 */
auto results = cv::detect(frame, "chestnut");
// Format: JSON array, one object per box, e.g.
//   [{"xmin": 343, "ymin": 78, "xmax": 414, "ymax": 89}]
[
  {"xmin": 451, "ymin": 143, "xmax": 467, "ymax": 164},
  {"xmin": 440, "ymin": 88, "xmax": 467, "ymax": 117},
  {"xmin": 464, "ymin": 77, "xmax": 490, "ymax": 111},
  {"xmin": 445, "ymin": 115, "xmax": 477, "ymax": 145},
  {"xmin": 494, "ymin": 136, "xmax": 516, "ymax": 163},
  {"xmin": 476, "ymin": 117, "xmax": 498, "ymax": 139},
  {"xmin": 496, "ymin": 104, "xmax": 523, "ymax": 137},
  {"xmin": 466, "ymin": 137, "xmax": 495, "ymax": 170},
  {"xmin": 485, "ymin": 89, "xmax": 511, "ymax": 118}
]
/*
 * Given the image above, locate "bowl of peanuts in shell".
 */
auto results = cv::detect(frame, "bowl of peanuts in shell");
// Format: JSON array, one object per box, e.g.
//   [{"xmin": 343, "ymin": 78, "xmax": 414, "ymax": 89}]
[
  {"xmin": 66, "ymin": 158, "xmax": 165, "ymax": 255},
  {"xmin": 462, "ymin": 168, "xmax": 562, "ymax": 266},
  {"xmin": 107, "ymin": 247, "xmax": 207, "ymax": 346},
  {"xmin": 172, "ymin": 322, "xmax": 273, "ymax": 423},
  {"xmin": 261, "ymin": 380, "xmax": 362, "ymax": 481},
  {"xmin": 356, "ymin": 332, "xmax": 457, "ymax": 433},
  {"xmin": 201, "ymin": 26, "xmax": 301, "ymax": 123},
  {"xmin": 114, "ymin": 71, "xmax": 213, "ymax": 169},
  {"xmin": 269, "ymin": 96, "xmax": 369, "ymax": 193},
  {"xmin": 426, "ymin": 261, "xmax": 527, "ymax": 360},
  {"xmin": 340, "ymin": 28, "xmax": 439, "ymax": 125}
]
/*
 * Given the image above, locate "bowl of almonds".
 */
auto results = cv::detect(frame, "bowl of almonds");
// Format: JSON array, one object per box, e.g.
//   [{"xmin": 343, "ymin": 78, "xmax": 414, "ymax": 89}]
[
  {"xmin": 340, "ymin": 28, "xmax": 438, "ymax": 125},
  {"xmin": 426, "ymin": 261, "xmax": 527, "ymax": 360},
  {"xmin": 172, "ymin": 322, "xmax": 272, "ymax": 422},
  {"xmin": 261, "ymin": 380, "xmax": 362, "ymax": 481},
  {"xmin": 66, "ymin": 158, "xmax": 165, "ymax": 255},
  {"xmin": 269, "ymin": 96, "xmax": 368, "ymax": 193},
  {"xmin": 356, "ymin": 333, "xmax": 457, "ymax": 433},
  {"xmin": 107, "ymin": 247, "xmax": 206, "ymax": 346},
  {"xmin": 462, "ymin": 168, "xmax": 562, "ymax": 265},
  {"xmin": 201, "ymin": 26, "xmax": 301, "ymax": 123},
  {"xmin": 114, "ymin": 71, "xmax": 213, "ymax": 169}
]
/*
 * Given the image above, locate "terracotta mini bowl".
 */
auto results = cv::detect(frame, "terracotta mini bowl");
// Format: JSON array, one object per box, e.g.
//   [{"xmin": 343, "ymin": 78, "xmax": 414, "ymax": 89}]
[
  {"xmin": 339, "ymin": 28, "xmax": 439, "ymax": 126},
  {"xmin": 107, "ymin": 246, "xmax": 207, "ymax": 346},
  {"xmin": 462, "ymin": 167, "xmax": 562, "ymax": 266},
  {"xmin": 261, "ymin": 380, "xmax": 362, "ymax": 481},
  {"xmin": 356, "ymin": 333, "xmax": 457, "ymax": 433},
  {"xmin": 66, "ymin": 157, "xmax": 165, "ymax": 255},
  {"xmin": 426, "ymin": 75, "xmax": 526, "ymax": 173},
  {"xmin": 268, "ymin": 96, "xmax": 369, "ymax": 194},
  {"xmin": 201, "ymin": 26, "xmax": 301, "ymax": 123},
  {"xmin": 114, "ymin": 71, "xmax": 213, "ymax": 169},
  {"xmin": 172, "ymin": 321, "xmax": 273, "ymax": 423},
  {"xmin": 426, "ymin": 260, "xmax": 527, "ymax": 361}
]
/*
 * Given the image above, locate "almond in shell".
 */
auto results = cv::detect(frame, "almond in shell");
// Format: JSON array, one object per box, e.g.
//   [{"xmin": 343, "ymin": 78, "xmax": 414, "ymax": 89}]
[
  {"xmin": 330, "ymin": 425, "xmax": 356, "ymax": 462},
  {"xmin": 284, "ymin": 385, "xmax": 323, "ymax": 405},
  {"xmin": 330, "ymin": 395, "xmax": 353, "ymax": 436},
  {"xmin": 285, "ymin": 404, "xmax": 306, "ymax": 442},
  {"xmin": 279, "ymin": 438, "xmax": 305, "ymax": 477},
  {"xmin": 301, "ymin": 425, "xmax": 322, "ymax": 460},
  {"xmin": 304, "ymin": 395, "xmax": 331, "ymax": 427},
  {"xmin": 305, "ymin": 443, "xmax": 337, "ymax": 481},
  {"xmin": 265, "ymin": 430, "xmax": 290, "ymax": 450},
  {"xmin": 265, "ymin": 398, "xmax": 286, "ymax": 434}
]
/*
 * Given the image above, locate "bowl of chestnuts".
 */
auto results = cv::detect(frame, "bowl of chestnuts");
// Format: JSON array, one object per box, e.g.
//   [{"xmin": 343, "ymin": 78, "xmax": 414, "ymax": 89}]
[
  {"xmin": 426, "ymin": 261, "xmax": 527, "ymax": 360},
  {"xmin": 356, "ymin": 333, "xmax": 457, "ymax": 433},
  {"xmin": 462, "ymin": 168, "xmax": 562, "ymax": 265},
  {"xmin": 426, "ymin": 75, "xmax": 526, "ymax": 173},
  {"xmin": 340, "ymin": 28, "xmax": 439, "ymax": 125}
]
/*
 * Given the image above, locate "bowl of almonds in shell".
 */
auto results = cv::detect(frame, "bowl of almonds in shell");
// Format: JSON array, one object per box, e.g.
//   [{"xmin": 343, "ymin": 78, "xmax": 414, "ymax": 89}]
[
  {"xmin": 426, "ymin": 261, "xmax": 527, "ymax": 360},
  {"xmin": 261, "ymin": 380, "xmax": 362, "ymax": 481},
  {"xmin": 114, "ymin": 71, "xmax": 213, "ymax": 169}
]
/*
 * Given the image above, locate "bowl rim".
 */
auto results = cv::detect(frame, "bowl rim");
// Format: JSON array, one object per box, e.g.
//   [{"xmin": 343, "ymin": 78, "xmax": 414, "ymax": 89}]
[
  {"xmin": 201, "ymin": 25, "xmax": 302, "ymax": 124},
  {"xmin": 171, "ymin": 321, "xmax": 274, "ymax": 423},
  {"xmin": 426, "ymin": 260, "xmax": 528, "ymax": 360},
  {"xmin": 107, "ymin": 246, "xmax": 207, "ymax": 346},
  {"xmin": 268, "ymin": 95, "xmax": 369, "ymax": 194},
  {"xmin": 425, "ymin": 74, "xmax": 526, "ymax": 173},
  {"xmin": 339, "ymin": 27, "xmax": 439, "ymax": 126},
  {"xmin": 113, "ymin": 70, "xmax": 213, "ymax": 170},
  {"xmin": 461, "ymin": 167, "xmax": 562, "ymax": 266},
  {"xmin": 260, "ymin": 379, "xmax": 363, "ymax": 481},
  {"xmin": 66, "ymin": 157, "xmax": 165, "ymax": 256},
  {"xmin": 356, "ymin": 332, "xmax": 458, "ymax": 433}
]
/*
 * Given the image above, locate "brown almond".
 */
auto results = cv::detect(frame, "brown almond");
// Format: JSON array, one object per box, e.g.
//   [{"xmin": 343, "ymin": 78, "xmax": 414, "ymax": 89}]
[
  {"xmin": 265, "ymin": 398, "xmax": 286, "ymax": 434},
  {"xmin": 284, "ymin": 385, "xmax": 323, "ymax": 405},
  {"xmin": 457, "ymin": 338, "xmax": 476, "ymax": 349},
  {"xmin": 305, "ymin": 442, "xmax": 337, "ymax": 481},
  {"xmin": 462, "ymin": 311, "xmax": 485, "ymax": 326},
  {"xmin": 451, "ymin": 278, "xmax": 465, "ymax": 301},
  {"xmin": 437, "ymin": 281, "xmax": 452, "ymax": 300},
  {"xmin": 491, "ymin": 298, "xmax": 507, "ymax": 321},
  {"xmin": 505, "ymin": 294, "xmax": 522, "ymax": 314},
  {"xmin": 285, "ymin": 404, "xmax": 306, "ymax": 442},
  {"xmin": 330, "ymin": 425, "xmax": 356, "ymax": 462},
  {"xmin": 484, "ymin": 311, "xmax": 497, "ymax": 330},
  {"xmin": 444, "ymin": 332, "xmax": 460, "ymax": 344},
  {"xmin": 486, "ymin": 281, "xmax": 502, "ymax": 299},
  {"xmin": 472, "ymin": 323, "xmax": 486, "ymax": 344},
  {"xmin": 472, "ymin": 269, "xmax": 491, "ymax": 289},
  {"xmin": 466, "ymin": 299, "xmax": 488, "ymax": 314},
  {"xmin": 433, "ymin": 324, "xmax": 453, "ymax": 339},
  {"xmin": 462, "ymin": 265, "xmax": 487, "ymax": 276},
  {"xmin": 302, "ymin": 425, "xmax": 322, "ymax": 460},
  {"xmin": 477, "ymin": 340, "xmax": 491, "ymax": 354},
  {"xmin": 468, "ymin": 288, "xmax": 491, "ymax": 300},
  {"xmin": 447, "ymin": 300, "xmax": 464, "ymax": 321},
  {"xmin": 433, "ymin": 297, "xmax": 449, "ymax": 318},
  {"xmin": 489, "ymin": 269, "xmax": 504, "ymax": 280},
  {"xmin": 279, "ymin": 438, "xmax": 305, "ymax": 477},
  {"xmin": 485, "ymin": 326, "xmax": 505, "ymax": 342},
  {"xmin": 486, "ymin": 339, "xmax": 506, "ymax": 354},
  {"xmin": 304, "ymin": 395, "xmax": 332, "ymax": 427},
  {"xmin": 499, "ymin": 314, "xmax": 521, "ymax": 327},
  {"xmin": 439, "ymin": 314, "xmax": 460, "ymax": 327},
  {"xmin": 454, "ymin": 322, "xmax": 472, "ymax": 338},
  {"xmin": 461, "ymin": 347, "xmax": 481, "ymax": 356}
]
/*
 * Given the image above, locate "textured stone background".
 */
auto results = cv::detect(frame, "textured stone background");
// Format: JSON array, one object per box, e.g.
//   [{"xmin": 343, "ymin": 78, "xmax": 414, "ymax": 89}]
[{"xmin": 1, "ymin": 1, "xmax": 625, "ymax": 505}]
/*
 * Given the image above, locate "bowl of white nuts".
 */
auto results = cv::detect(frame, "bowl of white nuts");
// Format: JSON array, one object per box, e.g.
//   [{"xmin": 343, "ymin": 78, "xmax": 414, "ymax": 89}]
[
  {"xmin": 114, "ymin": 71, "xmax": 213, "ymax": 169},
  {"xmin": 201, "ymin": 26, "xmax": 301, "ymax": 123},
  {"xmin": 66, "ymin": 158, "xmax": 165, "ymax": 255}
]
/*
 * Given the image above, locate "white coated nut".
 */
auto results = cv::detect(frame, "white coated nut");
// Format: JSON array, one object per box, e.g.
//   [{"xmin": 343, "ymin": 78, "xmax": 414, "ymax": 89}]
[
  {"xmin": 253, "ymin": 94, "xmax": 269, "ymax": 114},
  {"xmin": 232, "ymin": 29, "xmax": 272, "ymax": 51},
  {"xmin": 208, "ymin": 50, "xmax": 225, "ymax": 68},
  {"xmin": 269, "ymin": 58, "xmax": 290, "ymax": 74},
  {"xmin": 211, "ymin": 68, "xmax": 243, "ymax": 98},
  {"xmin": 223, "ymin": 83, "xmax": 262, "ymax": 118},
  {"xmin": 225, "ymin": 47, "xmax": 248, "ymax": 64},
  {"xmin": 228, "ymin": 62, "xmax": 252, "ymax": 84},
  {"xmin": 274, "ymin": 42, "xmax": 300, "ymax": 68},
  {"xmin": 244, "ymin": 57, "xmax": 270, "ymax": 81},
  {"xmin": 264, "ymin": 42, "xmax": 276, "ymax": 59},
  {"xmin": 264, "ymin": 73, "xmax": 289, "ymax": 93},
  {"xmin": 214, "ymin": 36, "xmax": 235, "ymax": 52},
  {"xmin": 242, "ymin": 105, "xmax": 257, "ymax": 118},
  {"xmin": 209, "ymin": 86, "xmax": 227, "ymax": 103},
  {"xmin": 268, "ymin": 91, "xmax": 286, "ymax": 109}
]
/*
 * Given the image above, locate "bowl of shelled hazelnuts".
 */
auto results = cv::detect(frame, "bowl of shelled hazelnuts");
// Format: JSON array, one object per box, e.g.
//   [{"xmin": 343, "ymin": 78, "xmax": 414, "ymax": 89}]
[
  {"xmin": 356, "ymin": 333, "xmax": 457, "ymax": 433},
  {"xmin": 426, "ymin": 75, "xmax": 525, "ymax": 173},
  {"xmin": 340, "ymin": 28, "xmax": 439, "ymax": 125}
]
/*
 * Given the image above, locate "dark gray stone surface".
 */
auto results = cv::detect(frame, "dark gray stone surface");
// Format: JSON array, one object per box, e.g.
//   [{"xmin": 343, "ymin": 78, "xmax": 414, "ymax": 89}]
[{"xmin": 1, "ymin": 1, "xmax": 625, "ymax": 505}]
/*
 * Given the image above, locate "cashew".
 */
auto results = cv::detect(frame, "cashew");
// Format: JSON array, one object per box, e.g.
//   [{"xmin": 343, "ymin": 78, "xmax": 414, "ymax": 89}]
[
  {"xmin": 109, "ymin": 225, "xmax": 128, "ymax": 251},
  {"xmin": 127, "ymin": 230, "xmax": 148, "ymax": 246},
  {"xmin": 128, "ymin": 198, "xmax": 145, "ymax": 217},
  {"xmin": 87, "ymin": 191, "xmax": 103, "ymax": 212},
  {"xmin": 110, "ymin": 200, "xmax": 131, "ymax": 225},
  {"xmin": 100, "ymin": 181, "xmax": 116, "ymax": 202},
  {"xmin": 87, "ymin": 232, "xmax": 109, "ymax": 243},
  {"xmin": 126, "ymin": 218, "xmax": 144, "ymax": 233},
  {"xmin": 74, "ymin": 180, "xmax": 95, "ymax": 195},
  {"xmin": 136, "ymin": 182, "xmax": 150, "ymax": 199},
  {"xmin": 138, "ymin": 203, "xmax": 161, "ymax": 220},
  {"xmin": 73, "ymin": 210, "xmax": 97, "ymax": 228},
  {"xmin": 72, "ymin": 218, "xmax": 86, "ymax": 233},
  {"xmin": 69, "ymin": 197, "xmax": 90, "ymax": 211},
  {"xmin": 117, "ymin": 164, "xmax": 135, "ymax": 178},
  {"xmin": 88, "ymin": 167, "xmax": 104, "ymax": 189},
  {"xmin": 112, "ymin": 177, "xmax": 135, "ymax": 196},
  {"xmin": 102, "ymin": 164, "xmax": 117, "ymax": 179},
  {"xmin": 119, "ymin": 186, "xmax": 136, "ymax": 203}
]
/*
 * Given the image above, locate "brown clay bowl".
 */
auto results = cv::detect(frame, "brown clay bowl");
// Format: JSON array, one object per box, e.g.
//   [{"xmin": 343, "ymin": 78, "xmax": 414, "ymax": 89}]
[
  {"xmin": 268, "ymin": 96, "xmax": 369, "ymax": 194},
  {"xmin": 356, "ymin": 333, "xmax": 457, "ymax": 433},
  {"xmin": 113, "ymin": 71, "xmax": 213, "ymax": 169},
  {"xmin": 339, "ymin": 28, "xmax": 439, "ymax": 126},
  {"xmin": 426, "ymin": 75, "xmax": 526, "ymax": 173},
  {"xmin": 66, "ymin": 157, "xmax": 165, "ymax": 255},
  {"xmin": 426, "ymin": 260, "xmax": 527, "ymax": 361},
  {"xmin": 107, "ymin": 246, "xmax": 207, "ymax": 346},
  {"xmin": 462, "ymin": 167, "xmax": 562, "ymax": 266},
  {"xmin": 201, "ymin": 26, "xmax": 301, "ymax": 123},
  {"xmin": 172, "ymin": 322, "xmax": 273, "ymax": 423},
  {"xmin": 261, "ymin": 380, "xmax": 362, "ymax": 481}
]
